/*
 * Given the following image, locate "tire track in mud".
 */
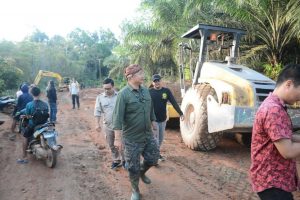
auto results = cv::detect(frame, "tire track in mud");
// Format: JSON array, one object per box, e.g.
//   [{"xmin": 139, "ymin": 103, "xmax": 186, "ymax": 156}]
[
  {"xmin": 158, "ymin": 128, "xmax": 259, "ymax": 200},
  {"xmin": 55, "ymin": 92, "xmax": 116, "ymax": 199},
  {"xmin": 167, "ymin": 155, "xmax": 258, "ymax": 200},
  {"xmin": 168, "ymin": 156, "xmax": 232, "ymax": 199},
  {"xmin": 59, "ymin": 92, "xmax": 129, "ymax": 200}
]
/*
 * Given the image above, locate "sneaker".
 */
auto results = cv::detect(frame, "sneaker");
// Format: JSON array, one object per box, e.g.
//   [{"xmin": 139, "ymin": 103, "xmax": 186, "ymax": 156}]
[
  {"xmin": 158, "ymin": 155, "xmax": 165, "ymax": 161},
  {"xmin": 111, "ymin": 162, "xmax": 122, "ymax": 170},
  {"xmin": 17, "ymin": 159, "xmax": 28, "ymax": 164}
]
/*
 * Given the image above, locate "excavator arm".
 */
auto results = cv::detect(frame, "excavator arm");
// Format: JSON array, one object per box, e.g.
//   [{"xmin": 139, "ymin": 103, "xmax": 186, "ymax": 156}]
[
  {"xmin": 33, "ymin": 70, "xmax": 70, "ymax": 92},
  {"xmin": 34, "ymin": 70, "xmax": 63, "ymax": 86}
]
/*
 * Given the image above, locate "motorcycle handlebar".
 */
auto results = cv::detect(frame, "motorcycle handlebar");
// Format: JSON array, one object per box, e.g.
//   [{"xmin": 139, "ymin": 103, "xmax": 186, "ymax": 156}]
[{"xmin": 20, "ymin": 115, "xmax": 32, "ymax": 119}]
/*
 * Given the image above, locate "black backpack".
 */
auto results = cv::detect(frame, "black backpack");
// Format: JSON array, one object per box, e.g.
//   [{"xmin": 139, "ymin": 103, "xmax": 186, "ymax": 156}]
[{"xmin": 32, "ymin": 100, "xmax": 49, "ymax": 125}]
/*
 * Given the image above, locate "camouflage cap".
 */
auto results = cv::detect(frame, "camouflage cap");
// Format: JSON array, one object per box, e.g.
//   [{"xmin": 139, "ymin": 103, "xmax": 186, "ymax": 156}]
[{"xmin": 124, "ymin": 64, "xmax": 142, "ymax": 78}]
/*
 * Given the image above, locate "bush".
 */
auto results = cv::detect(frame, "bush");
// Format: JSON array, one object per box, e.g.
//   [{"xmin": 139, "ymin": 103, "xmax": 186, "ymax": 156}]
[
  {"xmin": 0, "ymin": 60, "xmax": 23, "ymax": 95},
  {"xmin": 263, "ymin": 63, "xmax": 283, "ymax": 80}
]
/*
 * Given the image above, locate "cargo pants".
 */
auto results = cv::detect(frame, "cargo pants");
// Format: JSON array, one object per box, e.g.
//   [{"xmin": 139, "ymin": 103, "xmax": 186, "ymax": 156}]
[
  {"xmin": 104, "ymin": 126, "xmax": 124, "ymax": 163},
  {"xmin": 123, "ymin": 134, "xmax": 159, "ymax": 179}
]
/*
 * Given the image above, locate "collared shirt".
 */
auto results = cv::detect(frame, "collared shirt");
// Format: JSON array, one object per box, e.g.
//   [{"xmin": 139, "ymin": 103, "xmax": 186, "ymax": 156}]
[
  {"xmin": 69, "ymin": 82, "xmax": 79, "ymax": 95},
  {"xmin": 112, "ymin": 84, "xmax": 156, "ymax": 142},
  {"xmin": 250, "ymin": 93, "xmax": 298, "ymax": 192},
  {"xmin": 94, "ymin": 91, "xmax": 118, "ymax": 130}
]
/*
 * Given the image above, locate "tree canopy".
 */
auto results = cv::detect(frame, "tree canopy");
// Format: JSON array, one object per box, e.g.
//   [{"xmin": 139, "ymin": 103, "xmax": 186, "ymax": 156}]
[{"xmin": 1, "ymin": 0, "xmax": 300, "ymax": 94}]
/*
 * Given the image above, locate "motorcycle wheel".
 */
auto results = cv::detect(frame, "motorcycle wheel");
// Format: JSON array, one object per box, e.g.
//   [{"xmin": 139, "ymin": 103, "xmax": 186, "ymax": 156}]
[{"xmin": 46, "ymin": 149, "xmax": 57, "ymax": 168}]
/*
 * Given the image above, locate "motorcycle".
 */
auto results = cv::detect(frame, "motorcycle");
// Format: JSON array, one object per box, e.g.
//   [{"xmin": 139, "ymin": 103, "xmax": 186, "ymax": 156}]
[
  {"xmin": 0, "ymin": 96, "xmax": 16, "ymax": 114},
  {"xmin": 20, "ymin": 116, "xmax": 63, "ymax": 168}
]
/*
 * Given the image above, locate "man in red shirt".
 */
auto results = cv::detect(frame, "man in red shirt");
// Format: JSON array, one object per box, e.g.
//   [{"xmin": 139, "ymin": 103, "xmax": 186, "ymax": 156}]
[{"xmin": 250, "ymin": 64, "xmax": 300, "ymax": 200}]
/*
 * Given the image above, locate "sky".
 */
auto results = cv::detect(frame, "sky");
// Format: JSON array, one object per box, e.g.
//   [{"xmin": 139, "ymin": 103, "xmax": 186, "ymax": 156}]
[{"xmin": 0, "ymin": 0, "xmax": 141, "ymax": 41}]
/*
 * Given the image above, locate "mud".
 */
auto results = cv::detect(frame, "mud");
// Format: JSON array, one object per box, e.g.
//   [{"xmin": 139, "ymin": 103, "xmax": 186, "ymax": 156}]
[{"xmin": 1, "ymin": 88, "xmax": 300, "ymax": 200}]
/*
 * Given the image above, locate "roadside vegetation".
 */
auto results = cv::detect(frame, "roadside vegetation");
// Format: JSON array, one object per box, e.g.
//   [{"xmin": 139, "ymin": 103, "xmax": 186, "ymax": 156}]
[{"xmin": 0, "ymin": 0, "xmax": 300, "ymax": 94}]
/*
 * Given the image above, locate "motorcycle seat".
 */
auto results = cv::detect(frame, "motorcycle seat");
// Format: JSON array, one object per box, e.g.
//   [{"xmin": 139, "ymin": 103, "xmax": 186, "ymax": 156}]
[{"xmin": 34, "ymin": 122, "xmax": 55, "ymax": 131}]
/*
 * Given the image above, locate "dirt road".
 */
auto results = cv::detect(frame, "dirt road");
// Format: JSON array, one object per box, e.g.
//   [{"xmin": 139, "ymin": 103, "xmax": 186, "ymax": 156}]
[{"xmin": 1, "ymin": 88, "xmax": 300, "ymax": 200}]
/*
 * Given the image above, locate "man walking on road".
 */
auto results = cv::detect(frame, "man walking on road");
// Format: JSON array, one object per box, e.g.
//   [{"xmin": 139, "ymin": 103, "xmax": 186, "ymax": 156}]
[
  {"xmin": 250, "ymin": 64, "xmax": 300, "ymax": 200},
  {"xmin": 69, "ymin": 79, "xmax": 80, "ymax": 109},
  {"xmin": 94, "ymin": 78, "xmax": 124, "ymax": 170},
  {"xmin": 149, "ymin": 74, "xmax": 184, "ymax": 161},
  {"xmin": 113, "ymin": 64, "xmax": 159, "ymax": 200}
]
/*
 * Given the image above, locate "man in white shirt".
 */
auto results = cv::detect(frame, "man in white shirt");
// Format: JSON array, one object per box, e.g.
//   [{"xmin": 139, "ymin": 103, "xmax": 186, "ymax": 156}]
[
  {"xmin": 94, "ymin": 78, "xmax": 124, "ymax": 169},
  {"xmin": 69, "ymin": 79, "xmax": 80, "ymax": 109}
]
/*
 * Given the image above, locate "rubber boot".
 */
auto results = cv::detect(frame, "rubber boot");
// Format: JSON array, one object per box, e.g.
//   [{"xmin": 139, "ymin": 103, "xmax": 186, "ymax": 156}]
[
  {"xmin": 130, "ymin": 175, "xmax": 140, "ymax": 200},
  {"xmin": 140, "ymin": 162, "xmax": 152, "ymax": 184}
]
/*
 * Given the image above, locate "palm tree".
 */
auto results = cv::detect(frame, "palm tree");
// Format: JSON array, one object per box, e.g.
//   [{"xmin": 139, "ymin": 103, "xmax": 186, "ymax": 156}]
[{"xmin": 195, "ymin": 0, "xmax": 300, "ymax": 66}]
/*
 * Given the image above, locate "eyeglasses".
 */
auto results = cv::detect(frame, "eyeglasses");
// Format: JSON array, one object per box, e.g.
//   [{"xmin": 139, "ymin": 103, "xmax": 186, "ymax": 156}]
[{"xmin": 153, "ymin": 79, "xmax": 160, "ymax": 83}]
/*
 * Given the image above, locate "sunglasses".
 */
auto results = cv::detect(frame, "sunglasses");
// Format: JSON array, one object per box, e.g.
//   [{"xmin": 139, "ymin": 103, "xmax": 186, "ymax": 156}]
[{"xmin": 153, "ymin": 79, "xmax": 160, "ymax": 83}]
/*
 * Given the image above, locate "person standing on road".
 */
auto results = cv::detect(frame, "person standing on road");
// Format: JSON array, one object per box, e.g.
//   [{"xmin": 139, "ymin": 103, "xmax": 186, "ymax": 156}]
[
  {"xmin": 46, "ymin": 80, "xmax": 57, "ymax": 123},
  {"xmin": 149, "ymin": 74, "xmax": 184, "ymax": 161},
  {"xmin": 113, "ymin": 64, "xmax": 159, "ymax": 200},
  {"xmin": 250, "ymin": 64, "xmax": 300, "ymax": 200},
  {"xmin": 69, "ymin": 79, "xmax": 80, "ymax": 109},
  {"xmin": 94, "ymin": 78, "xmax": 124, "ymax": 170}
]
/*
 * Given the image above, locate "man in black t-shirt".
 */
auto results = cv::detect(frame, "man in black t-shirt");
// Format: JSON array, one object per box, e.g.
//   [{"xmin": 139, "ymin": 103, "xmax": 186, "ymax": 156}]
[{"xmin": 149, "ymin": 74, "xmax": 184, "ymax": 161}]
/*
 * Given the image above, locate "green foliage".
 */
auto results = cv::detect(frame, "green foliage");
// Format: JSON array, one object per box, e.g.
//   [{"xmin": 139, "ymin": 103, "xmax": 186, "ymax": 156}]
[
  {"xmin": 121, "ymin": 0, "xmax": 300, "ymax": 80},
  {"xmin": 0, "ymin": 27, "xmax": 119, "ymax": 94},
  {"xmin": 263, "ymin": 63, "xmax": 283, "ymax": 80},
  {"xmin": 0, "ymin": 57, "xmax": 23, "ymax": 94},
  {"xmin": 1, "ymin": 0, "xmax": 300, "ymax": 93},
  {"xmin": 29, "ymin": 29, "xmax": 49, "ymax": 43},
  {"xmin": 0, "ymin": 79, "xmax": 5, "ymax": 94},
  {"xmin": 212, "ymin": 0, "xmax": 300, "ymax": 66}
]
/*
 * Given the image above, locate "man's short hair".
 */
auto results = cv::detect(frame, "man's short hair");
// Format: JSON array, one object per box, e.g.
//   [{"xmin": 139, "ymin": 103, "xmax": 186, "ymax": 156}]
[
  {"xmin": 103, "ymin": 78, "xmax": 114, "ymax": 86},
  {"xmin": 277, "ymin": 64, "xmax": 300, "ymax": 87},
  {"xmin": 30, "ymin": 86, "xmax": 41, "ymax": 97}
]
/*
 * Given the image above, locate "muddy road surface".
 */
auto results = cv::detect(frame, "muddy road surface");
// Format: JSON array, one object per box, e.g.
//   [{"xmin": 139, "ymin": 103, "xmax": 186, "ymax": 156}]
[{"xmin": 1, "ymin": 88, "xmax": 300, "ymax": 200}]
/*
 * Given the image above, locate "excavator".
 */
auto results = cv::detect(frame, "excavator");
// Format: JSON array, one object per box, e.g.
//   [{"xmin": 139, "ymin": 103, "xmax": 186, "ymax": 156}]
[{"xmin": 34, "ymin": 70, "xmax": 70, "ymax": 92}]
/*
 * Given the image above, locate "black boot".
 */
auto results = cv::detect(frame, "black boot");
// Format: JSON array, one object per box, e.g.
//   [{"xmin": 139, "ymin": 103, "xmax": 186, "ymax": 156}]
[
  {"xmin": 130, "ymin": 175, "xmax": 140, "ymax": 200},
  {"xmin": 140, "ymin": 162, "xmax": 152, "ymax": 184}
]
